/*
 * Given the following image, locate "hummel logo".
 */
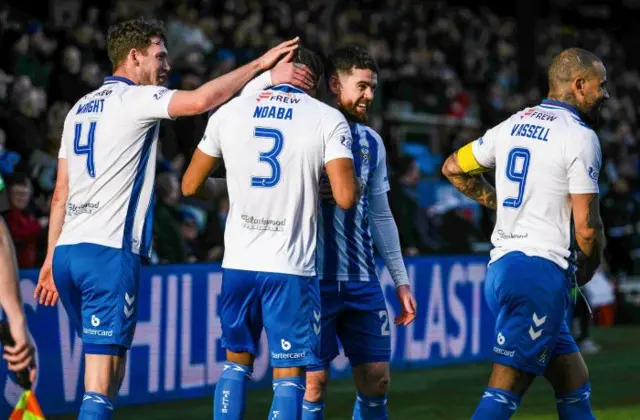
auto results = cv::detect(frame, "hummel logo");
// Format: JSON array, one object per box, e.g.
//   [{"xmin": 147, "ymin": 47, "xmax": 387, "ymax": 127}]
[
  {"xmin": 529, "ymin": 326, "xmax": 543, "ymax": 340},
  {"xmin": 124, "ymin": 306, "xmax": 134, "ymax": 318},
  {"xmin": 313, "ymin": 310, "xmax": 321, "ymax": 322},
  {"xmin": 532, "ymin": 312, "xmax": 546, "ymax": 327},
  {"xmin": 125, "ymin": 293, "xmax": 135, "ymax": 306}
]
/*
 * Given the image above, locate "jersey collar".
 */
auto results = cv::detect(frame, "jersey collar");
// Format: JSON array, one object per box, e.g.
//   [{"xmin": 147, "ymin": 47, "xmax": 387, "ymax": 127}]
[
  {"xmin": 540, "ymin": 99, "xmax": 580, "ymax": 118},
  {"xmin": 270, "ymin": 84, "xmax": 306, "ymax": 95},
  {"xmin": 103, "ymin": 76, "xmax": 136, "ymax": 86}
]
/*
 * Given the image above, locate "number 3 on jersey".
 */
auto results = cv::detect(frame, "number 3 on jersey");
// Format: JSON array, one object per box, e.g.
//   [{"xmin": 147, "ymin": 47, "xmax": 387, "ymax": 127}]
[
  {"xmin": 73, "ymin": 121, "xmax": 97, "ymax": 178},
  {"xmin": 503, "ymin": 147, "xmax": 531, "ymax": 209},
  {"xmin": 251, "ymin": 127, "xmax": 283, "ymax": 188}
]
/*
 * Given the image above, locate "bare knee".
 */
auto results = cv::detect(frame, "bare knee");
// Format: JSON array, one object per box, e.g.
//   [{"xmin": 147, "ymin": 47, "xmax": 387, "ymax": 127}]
[
  {"xmin": 84, "ymin": 353, "xmax": 127, "ymax": 400},
  {"xmin": 488, "ymin": 363, "xmax": 536, "ymax": 395},
  {"xmin": 226, "ymin": 350, "xmax": 254, "ymax": 367},
  {"xmin": 353, "ymin": 362, "xmax": 390, "ymax": 397},
  {"xmin": 544, "ymin": 353, "xmax": 589, "ymax": 394},
  {"xmin": 305, "ymin": 370, "xmax": 329, "ymax": 402}
]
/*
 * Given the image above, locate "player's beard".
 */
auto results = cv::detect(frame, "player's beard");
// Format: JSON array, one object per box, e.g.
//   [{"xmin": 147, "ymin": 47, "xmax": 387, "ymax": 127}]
[
  {"xmin": 337, "ymin": 97, "xmax": 368, "ymax": 123},
  {"xmin": 138, "ymin": 70, "xmax": 153, "ymax": 86},
  {"xmin": 584, "ymin": 95, "xmax": 606, "ymax": 127}
]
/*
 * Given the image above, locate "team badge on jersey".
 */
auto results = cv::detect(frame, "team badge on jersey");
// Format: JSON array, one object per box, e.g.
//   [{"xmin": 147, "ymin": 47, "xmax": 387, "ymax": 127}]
[
  {"xmin": 536, "ymin": 346, "xmax": 549, "ymax": 366},
  {"xmin": 359, "ymin": 146, "xmax": 370, "ymax": 164}
]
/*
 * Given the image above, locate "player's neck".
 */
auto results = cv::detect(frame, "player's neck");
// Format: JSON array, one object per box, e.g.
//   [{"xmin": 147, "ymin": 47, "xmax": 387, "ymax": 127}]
[
  {"xmin": 112, "ymin": 68, "xmax": 139, "ymax": 85},
  {"xmin": 546, "ymin": 91, "xmax": 579, "ymax": 109}
]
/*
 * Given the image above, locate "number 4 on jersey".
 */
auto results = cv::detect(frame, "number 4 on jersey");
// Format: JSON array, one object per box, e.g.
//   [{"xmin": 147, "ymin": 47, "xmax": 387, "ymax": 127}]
[{"xmin": 73, "ymin": 122, "xmax": 97, "ymax": 178}]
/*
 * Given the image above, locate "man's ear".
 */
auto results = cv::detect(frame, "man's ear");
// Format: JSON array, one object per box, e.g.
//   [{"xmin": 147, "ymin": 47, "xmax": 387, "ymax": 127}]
[
  {"xmin": 573, "ymin": 76, "xmax": 587, "ymax": 100},
  {"xmin": 129, "ymin": 48, "xmax": 142, "ymax": 67},
  {"xmin": 328, "ymin": 74, "xmax": 341, "ymax": 96}
]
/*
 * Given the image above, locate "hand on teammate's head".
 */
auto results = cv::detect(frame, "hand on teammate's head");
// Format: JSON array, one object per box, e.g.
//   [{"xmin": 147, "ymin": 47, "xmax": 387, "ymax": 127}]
[
  {"xmin": 257, "ymin": 37, "xmax": 300, "ymax": 72},
  {"xmin": 270, "ymin": 61, "xmax": 316, "ymax": 91}
]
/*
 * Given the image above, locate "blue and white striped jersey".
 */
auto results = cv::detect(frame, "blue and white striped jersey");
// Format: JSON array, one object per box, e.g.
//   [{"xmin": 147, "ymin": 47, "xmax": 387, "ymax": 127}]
[
  {"xmin": 56, "ymin": 76, "xmax": 176, "ymax": 257},
  {"xmin": 317, "ymin": 123, "xmax": 390, "ymax": 282}
]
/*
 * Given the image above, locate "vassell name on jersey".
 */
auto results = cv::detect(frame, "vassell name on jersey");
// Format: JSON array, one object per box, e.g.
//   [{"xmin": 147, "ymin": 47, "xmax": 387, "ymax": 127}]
[{"xmin": 468, "ymin": 99, "xmax": 601, "ymax": 269}]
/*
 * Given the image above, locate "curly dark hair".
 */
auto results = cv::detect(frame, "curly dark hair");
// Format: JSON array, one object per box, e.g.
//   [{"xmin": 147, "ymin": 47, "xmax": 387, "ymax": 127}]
[
  {"xmin": 107, "ymin": 18, "xmax": 167, "ymax": 70},
  {"xmin": 325, "ymin": 45, "xmax": 379, "ymax": 85}
]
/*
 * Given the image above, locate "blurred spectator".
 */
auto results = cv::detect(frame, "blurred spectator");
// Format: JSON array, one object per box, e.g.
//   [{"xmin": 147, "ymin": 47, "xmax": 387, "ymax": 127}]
[
  {"xmin": 0, "ymin": 128, "xmax": 21, "ymax": 176},
  {"xmin": 601, "ymin": 177, "xmax": 640, "ymax": 279},
  {"xmin": 48, "ymin": 45, "xmax": 91, "ymax": 105},
  {"xmin": 4, "ymin": 83, "xmax": 46, "ymax": 158},
  {"xmin": 199, "ymin": 196, "xmax": 228, "ymax": 262},
  {"xmin": 389, "ymin": 156, "xmax": 436, "ymax": 255},
  {"xmin": 153, "ymin": 171, "xmax": 188, "ymax": 264},
  {"xmin": 180, "ymin": 207, "xmax": 202, "ymax": 263},
  {"xmin": 3, "ymin": 173, "xmax": 42, "ymax": 267}
]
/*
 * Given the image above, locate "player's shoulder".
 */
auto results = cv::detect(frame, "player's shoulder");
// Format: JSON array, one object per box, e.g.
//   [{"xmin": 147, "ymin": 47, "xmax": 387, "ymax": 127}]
[
  {"xmin": 533, "ymin": 100, "xmax": 596, "ymax": 134},
  {"xmin": 359, "ymin": 124, "xmax": 384, "ymax": 145},
  {"xmin": 314, "ymin": 100, "xmax": 347, "ymax": 124},
  {"xmin": 210, "ymin": 95, "xmax": 245, "ymax": 121}
]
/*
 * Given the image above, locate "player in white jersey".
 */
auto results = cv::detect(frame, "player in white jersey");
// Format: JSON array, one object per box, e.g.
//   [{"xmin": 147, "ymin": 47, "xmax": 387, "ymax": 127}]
[
  {"xmin": 182, "ymin": 48, "xmax": 359, "ymax": 420},
  {"xmin": 442, "ymin": 48, "xmax": 607, "ymax": 420},
  {"xmin": 31, "ymin": 17, "xmax": 313, "ymax": 419},
  {"xmin": 302, "ymin": 46, "xmax": 416, "ymax": 420}
]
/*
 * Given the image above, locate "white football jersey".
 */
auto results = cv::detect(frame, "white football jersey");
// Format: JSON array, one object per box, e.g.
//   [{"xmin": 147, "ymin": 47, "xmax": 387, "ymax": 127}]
[
  {"xmin": 198, "ymin": 84, "xmax": 354, "ymax": 276},
  {"xmin": 470, "ymin": 99, "xmax": 602, "ymax": 269},
  {"xmin": 56, "ymin": 76, "xmax": 176, "ymax": 257}
]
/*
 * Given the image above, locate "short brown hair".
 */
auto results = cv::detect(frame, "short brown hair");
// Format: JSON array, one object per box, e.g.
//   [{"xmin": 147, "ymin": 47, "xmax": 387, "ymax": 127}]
[
  {"xmin": 107, "ymin": 18, "xmax": 167, "ymax": 70},
  {"xmin": 548, "ymin": 48, "xmax": 601, "ymax": 92}
]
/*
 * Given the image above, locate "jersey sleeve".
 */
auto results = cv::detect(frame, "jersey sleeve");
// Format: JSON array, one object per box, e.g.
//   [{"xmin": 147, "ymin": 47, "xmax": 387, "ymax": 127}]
[
  {"xmin": 197, "ymin": 105, "xmax": 224, "ymax": 158},
  {"xmin": 470, "ymin": 120, "xmax": 507, "ymax": 169},
  {"xmin": 566, "ymin": 130, "xmax": 602, "ymax": 194},
  {"xmin": 322, "ymin": 108, "xmax": 354, "ymax": 164},
  {"xmin": 58, "ymin": 112, "xmax": 74, "ymax": 159},
  {"xmin": 122, "ymin": 85, "xmax": 177, "ymax": 124},
  {"xmin": 239, "ymin": 71, "xmax": 273, "ymax": 96},
  {"xmin": 368, "ymin": 130, "xmax": 390, "ymax": 196}
]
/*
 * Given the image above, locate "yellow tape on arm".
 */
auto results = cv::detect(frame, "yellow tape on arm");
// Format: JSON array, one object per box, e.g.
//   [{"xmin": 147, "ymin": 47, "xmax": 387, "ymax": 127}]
[{"xmin": 456, "ymin": 143, "xmax": 488, "ymax": 175}]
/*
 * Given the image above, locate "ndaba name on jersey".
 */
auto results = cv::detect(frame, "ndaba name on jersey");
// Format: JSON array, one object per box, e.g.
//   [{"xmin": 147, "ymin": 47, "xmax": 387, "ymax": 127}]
[{"xmin": 197, "ymin": 84, "xmax": 353, "ymax": 276}]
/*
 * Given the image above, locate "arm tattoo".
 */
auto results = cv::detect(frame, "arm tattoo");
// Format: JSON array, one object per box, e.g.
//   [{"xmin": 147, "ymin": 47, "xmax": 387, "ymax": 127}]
[
  {"xmin": 449, "ymin": 174, "xmax": 497, "ymax": 210},
  {"xmin": 443, "ymin": 153, "xmax": 497, "ymax": 210}
]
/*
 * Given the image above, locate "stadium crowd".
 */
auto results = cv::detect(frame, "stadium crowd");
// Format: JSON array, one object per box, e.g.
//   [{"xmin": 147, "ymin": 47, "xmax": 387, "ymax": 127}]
[{"xmin": 0, "ymin": 0, "xmax": 638, "ymax": 278}]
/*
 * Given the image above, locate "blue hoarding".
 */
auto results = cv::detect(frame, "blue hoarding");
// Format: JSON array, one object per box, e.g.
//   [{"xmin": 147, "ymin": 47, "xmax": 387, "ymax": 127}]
[{"xmin": 1, "ymin": 256, "xmax": 494, "ymax": 417}]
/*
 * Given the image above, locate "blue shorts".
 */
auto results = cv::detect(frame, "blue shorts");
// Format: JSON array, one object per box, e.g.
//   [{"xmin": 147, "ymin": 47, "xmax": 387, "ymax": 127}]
[
  {"xmin": 53, "ymin": 243, "xmax": 141, "ymax": 355},
  {"xmin": 485, "ymin": 251, "xmax": 579, "ymax": 375},
  {"xmin": 308, "ymin": 280, "xmax": 391, "ymax": 371},
  {"xmin": 220, "ymin": 268, "xmax": 320, "ymax": 368}
]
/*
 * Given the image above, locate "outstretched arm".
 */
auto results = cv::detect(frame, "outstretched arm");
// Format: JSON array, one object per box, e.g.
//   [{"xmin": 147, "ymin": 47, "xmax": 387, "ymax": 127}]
[{"xmin": 168, "ymin": 38, "xmax": 306, "ymax": 118}]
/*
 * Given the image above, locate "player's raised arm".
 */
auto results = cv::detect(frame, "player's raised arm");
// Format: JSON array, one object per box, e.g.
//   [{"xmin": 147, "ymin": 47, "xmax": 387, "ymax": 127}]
[
  {"xmin": 238, "ymin": 56, "xmax": 315, "ymax": 97},
  {"xmin": 105, "ymin": 18, "xmax": 309, "ymax": 121},
  {"xmin": 167, "ymin": 38, "xmax": 303, "ymax": 118},
  {"xmin": 568, "ymin": 132, "xmax": 605, "ymax": 285},
  {"xmin": 442, "ymin": 124, "xmax": 502, "ymax": 209}
]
